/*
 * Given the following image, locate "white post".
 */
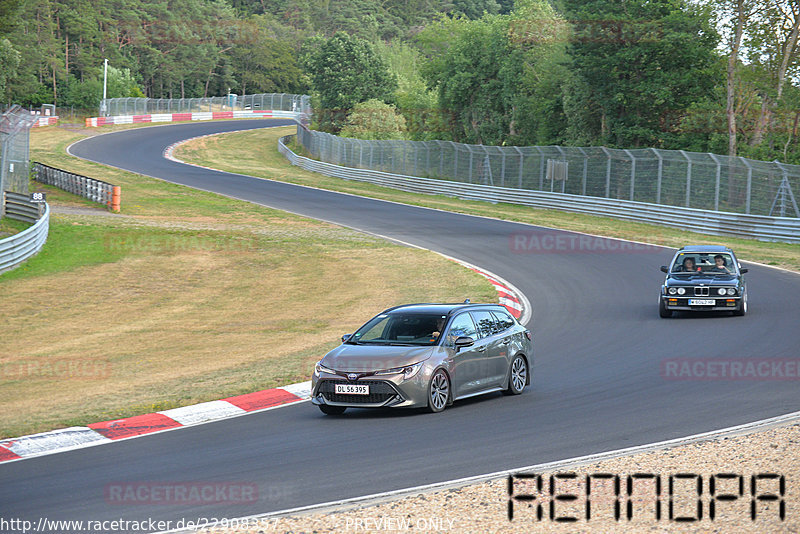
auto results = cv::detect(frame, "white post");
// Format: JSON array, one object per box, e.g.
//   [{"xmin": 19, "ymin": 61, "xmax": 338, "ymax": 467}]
[{"xmin": 101, "ymin": 58, "xmax": 108, "ymax": 116}]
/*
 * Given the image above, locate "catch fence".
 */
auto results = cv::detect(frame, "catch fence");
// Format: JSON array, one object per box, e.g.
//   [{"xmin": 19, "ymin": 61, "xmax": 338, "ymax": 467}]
[
  {"xmin": 0, "ymin": 106, "xmax": 38, "ymax": 197},
  {"xmin": 296, "ymin": 128, "xmax": 800, "ymax": 218}
]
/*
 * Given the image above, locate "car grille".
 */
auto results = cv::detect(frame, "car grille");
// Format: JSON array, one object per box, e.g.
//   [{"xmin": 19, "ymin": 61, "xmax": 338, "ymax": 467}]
[
  {"xmin": 318, "ymin": 380, "xmax": 401, "ymax": 405},
  {"xmin": 694, "ymin": 286, "xmax": 709, "ymax": 296}
]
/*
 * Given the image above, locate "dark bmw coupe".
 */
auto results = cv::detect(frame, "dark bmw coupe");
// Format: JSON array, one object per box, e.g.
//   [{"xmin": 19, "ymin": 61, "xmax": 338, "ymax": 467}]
[{"xmin": 659, "ymin": 245, "xmax": 748, "ymax": 318}]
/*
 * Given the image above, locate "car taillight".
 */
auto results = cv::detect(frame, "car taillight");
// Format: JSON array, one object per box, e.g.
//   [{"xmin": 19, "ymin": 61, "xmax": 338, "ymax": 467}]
[{"xmin": 524, "ymin": 330, "xmax": 532, "ymax": 341}]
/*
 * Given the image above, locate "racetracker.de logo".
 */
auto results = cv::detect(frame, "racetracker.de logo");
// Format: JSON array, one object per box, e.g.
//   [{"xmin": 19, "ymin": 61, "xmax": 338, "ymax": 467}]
[
  {"xmin": 104, "ymin": 481, "xmax": 258, "ymax": 505},
  {"xmin": 510, "ymin": 232, "xmax": 661, "ymax": 254},
  {"xmin": 661, "ymin": 359, "xmax": 800, "ymax": 381}
]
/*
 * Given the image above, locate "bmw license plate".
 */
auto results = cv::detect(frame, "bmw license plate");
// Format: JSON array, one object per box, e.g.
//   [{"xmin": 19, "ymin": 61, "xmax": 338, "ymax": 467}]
[
  {"xmin": 689, "ymin": 299, "xmax": 715, "ymax": 306},
  {"xmin": 335, "ymin": 384, "xmax": 369, "ymax": 395}
]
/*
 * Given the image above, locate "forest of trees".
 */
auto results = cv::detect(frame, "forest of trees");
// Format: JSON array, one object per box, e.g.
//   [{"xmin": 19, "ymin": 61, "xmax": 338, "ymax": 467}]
[{"xmin": 2, "ymin": 0, "xmax": 800, "ymax": 163}]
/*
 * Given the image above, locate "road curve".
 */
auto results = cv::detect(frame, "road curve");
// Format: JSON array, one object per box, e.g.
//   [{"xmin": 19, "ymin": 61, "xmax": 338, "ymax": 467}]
[{"xmin": 3, "ymin": 119, "xmax": 799, "ymax": 531}]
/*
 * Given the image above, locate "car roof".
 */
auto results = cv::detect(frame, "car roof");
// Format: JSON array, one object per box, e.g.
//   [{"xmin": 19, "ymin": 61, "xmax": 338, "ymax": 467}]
[
  {"xmin": 383, "ymin": 303, "xmax": 506, "ymax": 316},
  {"xmin": 677, "ymin": 245, "xmax": 734, "ymax": 253}
]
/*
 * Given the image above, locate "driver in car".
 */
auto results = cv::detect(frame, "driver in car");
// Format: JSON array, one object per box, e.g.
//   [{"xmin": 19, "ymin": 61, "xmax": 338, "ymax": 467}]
[{"xmin": 710, "ymin": 254, "xmax": 731, "ymax": 273}]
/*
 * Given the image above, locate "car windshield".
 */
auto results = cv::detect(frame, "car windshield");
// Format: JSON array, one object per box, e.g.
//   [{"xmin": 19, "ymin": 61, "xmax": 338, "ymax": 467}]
[
  {"xmin": 348, "ymin": 312, "xmax": 447, "ymax": 346},
  {"xmin": 671, "ymin": 252, "xmax": 735, "ymax": 275}
]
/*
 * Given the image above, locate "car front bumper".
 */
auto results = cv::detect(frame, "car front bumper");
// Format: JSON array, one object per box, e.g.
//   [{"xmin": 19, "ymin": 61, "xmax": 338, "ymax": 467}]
[
  {"xmin": 662, "ymin": 296, "xmax": 743, "ymax": 311},
  {"xmin": 311, "ymin": 370, "xmax": 432, "ymax": 409}
]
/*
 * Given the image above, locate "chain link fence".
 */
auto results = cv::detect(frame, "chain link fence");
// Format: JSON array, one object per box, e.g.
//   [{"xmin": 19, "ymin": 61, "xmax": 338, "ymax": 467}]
[
  {"xmin": 101, "ymin": 93, "xmax": 311, "ymax": 117},
  {"xmin": 297, "ymin": 127, "xmax": 800, "ymax": 218},
  {"xmin": 0, "ymin": 106, "xmax": 37, "ymax": 199}
]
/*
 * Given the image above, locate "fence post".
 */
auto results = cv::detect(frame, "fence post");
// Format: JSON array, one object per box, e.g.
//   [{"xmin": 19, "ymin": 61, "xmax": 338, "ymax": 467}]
[
  {"xmin": 601, "ymin": 147, "xmax": 612, "ymax": 198},
  {"xmin": 426, "ymin": 142, "xmax": 430, "ymax": 177},
  {"xmin": 708, "ymin": 153, "xmax": 722, "ymax": 211},
  {"xmin": 500, "ymin": 149, "xmax": 506, "ymax": 187},
  {"xmin": 453, "ymin": 142, "xmax": 459, "ymax": 179},
  {"xmin": 536, "ymin": 147, "xmax": 545, "ymax": 190},
  {"xmin": 771, "ymin": 161, "xmax": 800, "ymax": 217},
  {"xmin": 467, "ymin": 145, "xmax": 475, "ymax": 183},
  {"xmin": 624, "ymin": 149, "xmax": 635, "ymax": 201},
  {"xmin": 514, "ymin": 147, "xmax": 524, "ymax": 188},
  {"xmin": 679, "ymin": 150, "xmax": 692, "ymax": 207},
  {"xmin": 438, "ymin": 141, "xmax": 444, "ymax": 178},
  {"xmin": 577, "ymin": 147, "xmax": 588, "ymax": 196},
  {"xmin": 740, "ymin": 157, "xmax": 753, "ymax": 214}
]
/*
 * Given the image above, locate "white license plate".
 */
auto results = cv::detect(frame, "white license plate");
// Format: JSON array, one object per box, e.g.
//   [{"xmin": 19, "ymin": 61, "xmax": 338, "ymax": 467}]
[
  {"xmin": 689, "ymin": 299, "xmax": 715, "ymax": 306},
  {"xmin": 335, "ymin": 384, "xmax": 369, "ymax": 395}
]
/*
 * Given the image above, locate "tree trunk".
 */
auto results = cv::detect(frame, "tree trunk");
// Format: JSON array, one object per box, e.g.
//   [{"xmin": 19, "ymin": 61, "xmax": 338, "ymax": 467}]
[
  {"xmin": 727, "ymin": 0, "xmax": 744, "ymax": 159},
  {"xmin": 751, "ymin": 97, "xmax": 769, "ymax": 146},
  {"xmin": 727, "ymin": 0, "xmax": 746, "ymax": 207}
]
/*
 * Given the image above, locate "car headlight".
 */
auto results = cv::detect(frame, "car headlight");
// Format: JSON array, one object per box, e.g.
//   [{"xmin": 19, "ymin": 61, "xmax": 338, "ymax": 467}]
[
  {"xmin": 727, "ymin": 287, "xmax": 736, "ymax": 296},
  {"xmin": 315, "ymin": 361, "xmax": 335, "ymax": 375},
  {"xmin": 375, "ymin": 362, "xmax": 424, "ymax": 379},
  {"xmin": 668, "ymin": 287, "xmax": 677, "ymax": 295},
  {"xmin": 677, "ymin": 287, "xmax": 686, "ymax": 295},
  {"xmin": 717, "ymin": 288, "xmax": 727, "ymax": 296}
]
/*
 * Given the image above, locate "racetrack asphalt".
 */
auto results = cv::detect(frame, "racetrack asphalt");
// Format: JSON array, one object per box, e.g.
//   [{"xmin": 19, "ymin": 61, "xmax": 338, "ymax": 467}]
[{"xmin": 2, "ymin": 119, "xmax": 799, "ymax": 532}]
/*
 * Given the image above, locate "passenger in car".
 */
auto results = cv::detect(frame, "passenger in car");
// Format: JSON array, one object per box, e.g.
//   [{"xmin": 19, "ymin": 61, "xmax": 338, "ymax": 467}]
[{"xmin": 680, "ymin": 257, "xmax": 699, "ymax": 272}]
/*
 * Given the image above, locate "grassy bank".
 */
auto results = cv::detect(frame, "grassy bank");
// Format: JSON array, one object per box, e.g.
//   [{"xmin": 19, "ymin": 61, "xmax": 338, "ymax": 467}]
[
  {"xmin": 174, "ymin": 126, "xmax": 800, "ymax": 272},
  {"xmin": 0, "ymin": 122, "xmax": 495, "ymax": 438}
]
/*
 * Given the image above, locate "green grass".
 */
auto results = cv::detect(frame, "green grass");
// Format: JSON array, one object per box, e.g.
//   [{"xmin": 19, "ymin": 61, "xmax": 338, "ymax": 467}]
[
  {"xmin": 0, "ymin": 217, "xmax": 29, "ymax": 239},
  {"xmin": 0, "ymin": 122, "xmax": 496, "ymax": 438},
  {"xmin": 174, "ymin": 126, "xmax": 800, "ymax": 273}
]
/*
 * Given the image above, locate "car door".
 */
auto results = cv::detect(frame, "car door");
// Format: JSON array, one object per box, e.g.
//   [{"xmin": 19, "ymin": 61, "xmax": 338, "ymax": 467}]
[
  {"xmin": 444, "ymin": 312, "xmax": 485, "ymax": 396},
  {"xmin": 468, "ymin": 310, "xmax": 502, "ymax": 389},
  {"xmin": 488, "ymin": 310, "xmax": 517, "ymax": 385}
]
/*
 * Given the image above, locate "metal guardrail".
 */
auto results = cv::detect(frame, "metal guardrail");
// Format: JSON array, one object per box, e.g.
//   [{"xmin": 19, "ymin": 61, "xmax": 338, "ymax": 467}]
[
  {"xmin": 32, "ymin": 162, "xmax": 121, "ymax": 211},
  {"xmin": 279, "ymin": 134, "xmax": 800, "ymax": 244},
  {"xmin": 3, "ymin": 191, "xmax": 45, "ymax": 223},
  {"xmin": 0, "ymin": 192, "xmax": 50, "ymax": 273}
]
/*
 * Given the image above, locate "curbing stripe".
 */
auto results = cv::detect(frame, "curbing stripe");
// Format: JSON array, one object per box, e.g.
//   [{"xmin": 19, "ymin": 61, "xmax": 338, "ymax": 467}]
[
  {"xmin": 0, "ymin": 427, "xmax": 109, "ymax": 457},
  {"xmin": 224, "ymin": 389, "xmax": 303, "ymax": 412},
  {"xmin": 159, "ymin": 400, "xmax": 247, "ymax": 427},
  {"xmin": 88, "ymin": 413, "xmax": 183, "ymax": 441},
  {"xmin": 277, "ymin": 381, "xmax": 313, "ymax": 400},
  {"xmin": 0, "ymin": 384, "xmax": 309, "ymax": 464},
  {"xmin": 0, "ymin": 446, "xmax": 21, "ymax": 462},
  {"xmin": 455, "ymin": 263, "xmax": 526, "ymax": 321}
]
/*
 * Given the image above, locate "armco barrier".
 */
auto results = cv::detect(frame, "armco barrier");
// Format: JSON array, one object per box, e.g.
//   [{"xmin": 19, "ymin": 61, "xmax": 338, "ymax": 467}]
[
  {"xmin": 85, "ymin": 109, "xmax": 303, "ymax": 127},
  {"xmin": 279, "ymin": 135, "xmax": 800, "ymax": 244},
  {"xmin": 32, "ymin": 162, "xmax": 120, "ymax": 211},
  {"xmin": 0, "ymin": 193, "xmax": 50, "ymax": 273}
]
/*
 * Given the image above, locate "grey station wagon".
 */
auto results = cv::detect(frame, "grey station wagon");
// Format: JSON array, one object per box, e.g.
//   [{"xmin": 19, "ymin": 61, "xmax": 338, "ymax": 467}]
[
  {"xmin": 311, "ymin": 303, "xmax": 534, "ymax": 414},
  {"xmin": 659, "ymin": 245, "xmax": 748, "ymax": 318}
]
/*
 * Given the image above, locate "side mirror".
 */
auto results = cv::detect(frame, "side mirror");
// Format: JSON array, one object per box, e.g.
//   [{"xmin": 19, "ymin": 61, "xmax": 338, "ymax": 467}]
[
  {"xmin": 342, "ymin": 334, "xmax": 352, "ymax": 343},
  {"xmin": 660, "ymin": 266, "xmax": 669, "ymax": 273},
  {"xmin": 454, "ymin": 336, "xmax": 475, "ymax": 349},
  {"xmin": 740, "ymin": 268, "xmax": 748, "ymax": 274}
]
